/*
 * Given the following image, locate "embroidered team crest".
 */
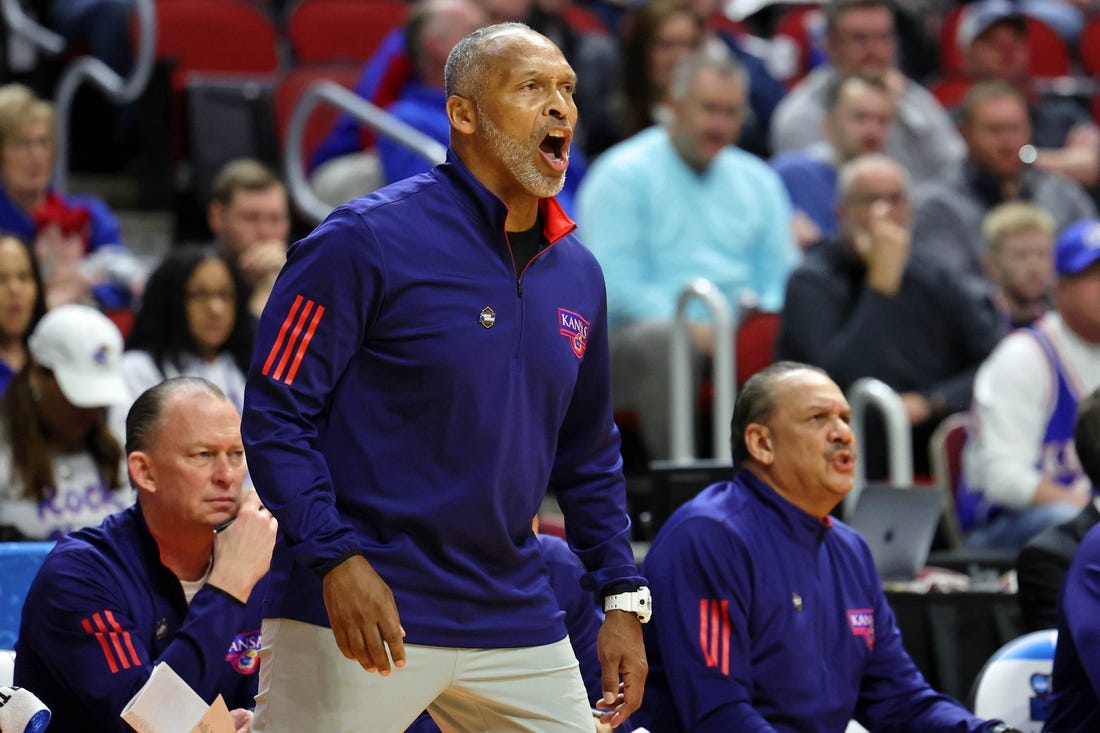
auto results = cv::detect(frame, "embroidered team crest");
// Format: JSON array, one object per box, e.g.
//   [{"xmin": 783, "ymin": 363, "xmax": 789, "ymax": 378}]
[
  {"xmin": 557, "ymin": 308, "xmax": 589, "ymax": 359},
  {"xmin": 226, "ymin": 629, "xmax": 262, "ymax": 675},
  {"xmin": 479, "ymin": 306, "xmax": 496, "ymax": 329},
  {"xmin": 93, "ymin": 344, "xmax": 111, "ymax": 365},
  {"xmin": 847, "ymin": 608, "xmax": 875, "ymax": 650}
]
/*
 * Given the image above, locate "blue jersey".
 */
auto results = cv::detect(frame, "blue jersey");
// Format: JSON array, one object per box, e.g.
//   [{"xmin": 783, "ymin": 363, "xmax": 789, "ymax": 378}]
[
  {"xmin": 637, "ymin": 469, "xmax": 999, "ymax": 732},
  {"xmin": 242, "ymin": 151, "xmax": 643, "ymax": 649},
  {"xmin": 14, "ymin": 505, "xmax": 266, "ymax": 733}
]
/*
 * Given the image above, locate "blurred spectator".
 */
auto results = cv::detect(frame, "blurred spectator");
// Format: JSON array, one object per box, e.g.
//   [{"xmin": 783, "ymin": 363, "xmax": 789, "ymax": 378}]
[
  {"xmin": 1016, "ymin": 389, "xmax": 1100, "ymax": 633},
  {"xmin": 0, "ymin": 83, "xmax": 141, "ymax": 310},
  {"xmin": 0, "ymin": 304, "xmax": 131, "ymax": 540},
  {"xmin": 684, "ymin": 0, "xmax": 788, "ymax": 158},
  {"xmin": 615, "ymin": 0, "xmax": 706, "ymax": 146},
  {"xmin": 770, "ymin": 0, "xmax": 963, "ymax": 184},
  {"xmin": 771, "ymin": 72, "xmax": 895, "ymax": 249},
  {"xmin": 948, "ymin": 0, "xmax": 1100, "ymax": 189},
  {"xmin": 0, "ymin": 233, "xmax": 46, "ymax": 395},
  {"xmin": 912, "ymin": 81, "xmax": 1096, "ymax": 294},
  {"xmin": 963, "ymin": 219, "xmax": 1100, "ymax": 550},
  {"xmin": 776, "ymin": 154, "xmax": 1000, "ymax": 477},
  {"xmin": 981, "ymin": 201, "xmax": 1054, "ymax": 332},
  {"xmin": 207, "ymin": 158, "xmax": 290, "ymax": 319},
  {"xmin": 120, "ymin": 247, "xmax": 254, "ymax": 419},
  {"xmin": 578, "ymin": 51, "xmax": 799, "ymax": 460}
]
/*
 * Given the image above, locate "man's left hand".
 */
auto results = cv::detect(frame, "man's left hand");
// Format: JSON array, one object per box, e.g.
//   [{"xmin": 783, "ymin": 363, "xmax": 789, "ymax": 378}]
[{"xmin": 595, "ymin": 610, "xmax": 647, "ymax": 728}]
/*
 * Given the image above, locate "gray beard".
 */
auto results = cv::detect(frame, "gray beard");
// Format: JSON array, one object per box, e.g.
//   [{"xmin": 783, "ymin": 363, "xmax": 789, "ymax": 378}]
[{"xmin": 478, "ymin": 106, "xmax": 566, "ymax": 199}]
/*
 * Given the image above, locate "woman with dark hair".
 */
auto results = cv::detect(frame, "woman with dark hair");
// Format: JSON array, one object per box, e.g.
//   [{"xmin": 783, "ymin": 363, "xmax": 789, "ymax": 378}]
[
  {"xmin": 618, "ymin": 0, "xmax": 706, "ymax": 141},
  {"xmin": 0, "ymin": 232, "xmax": 46, "ymax": 394},
  {"xmin": 0, "ymin": 304, "xmax": 131, "ymax": 540},
  {"xmin": 121, "ymin": 246, "xmax": 254, "ymax": 413}
]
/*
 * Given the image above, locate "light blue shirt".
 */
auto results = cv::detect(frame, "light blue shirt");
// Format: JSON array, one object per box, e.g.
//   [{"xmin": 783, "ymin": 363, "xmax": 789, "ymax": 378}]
[{"xmin": 577, "ymin": 127, "xmax": 799, "ymax": 328}]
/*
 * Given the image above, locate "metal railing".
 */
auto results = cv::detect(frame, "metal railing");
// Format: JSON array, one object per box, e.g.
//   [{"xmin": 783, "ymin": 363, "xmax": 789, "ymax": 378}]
[
  {"xmin": 843, "ymin": 377, "xmax": 913, "ymax": 515},
  {"xmin": 669, "ymin": 278, "xmax": 735, "ymax": 463},
  {"xmin": 45, "ymin": 0, "xmax": 157, "ymax": 192},
  {"xmin": 283, "ymin": 81, "xmax": 447, "ymax": 224},
  {"xmin": 0, "ymin": 0, "xmax": 65, "ymax": 55}
]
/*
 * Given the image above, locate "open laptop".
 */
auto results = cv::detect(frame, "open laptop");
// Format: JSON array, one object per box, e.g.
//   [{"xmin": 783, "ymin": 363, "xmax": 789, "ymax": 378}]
[{"xmin": 845, "ymin": 484, "xmax": 946, "ymax": 581}]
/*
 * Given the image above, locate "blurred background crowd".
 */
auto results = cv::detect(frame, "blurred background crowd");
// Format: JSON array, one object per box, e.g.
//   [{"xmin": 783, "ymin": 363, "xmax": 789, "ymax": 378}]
[{"xmin": 0, "ymin": 0, "xmax": 1099, "ymax": 562}]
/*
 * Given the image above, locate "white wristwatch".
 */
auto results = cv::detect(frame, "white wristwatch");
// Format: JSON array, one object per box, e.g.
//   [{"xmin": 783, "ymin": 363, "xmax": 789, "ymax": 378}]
[{"xmin": 603, "ymin": 586, "xmax": 652, "ymax": 624}]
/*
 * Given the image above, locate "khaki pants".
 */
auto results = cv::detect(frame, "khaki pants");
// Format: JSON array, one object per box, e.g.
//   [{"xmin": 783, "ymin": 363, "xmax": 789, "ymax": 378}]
[{"xmin": 252, "ymin": 618, "xmax": 594, "ymax": 733}]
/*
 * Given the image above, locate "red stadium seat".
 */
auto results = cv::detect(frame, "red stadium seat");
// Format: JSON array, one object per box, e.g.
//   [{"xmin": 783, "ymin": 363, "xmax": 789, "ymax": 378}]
[
  {"xmin": 1079, "ymin": 17, "xmax": 1100, "ymax": 77},
  {"xmin": 153, "ymin": 0, "xmax": 280, "ymax": 92},
  {"xmin": 273, "ymin": 65, "xmax": 361, "ymax": 169},
  {"xmin": 735, "ymin": 310, "xmax": 780, "ymax": 388},
  {"xmin": 287, "ymin": 0, "xmax": 408, "ymax": 65}
]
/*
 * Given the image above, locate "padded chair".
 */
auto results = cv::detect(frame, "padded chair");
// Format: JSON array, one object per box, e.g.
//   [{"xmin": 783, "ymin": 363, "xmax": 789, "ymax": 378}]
[
  {"xmin": 735, "ymin": 310, "xmax": 780, "ymax": 389},
  {"xmin": 0, "ymin": 542, "xmax": 54, "ymax": 651},
  {"xmin": 970, "ymin": 629, "xmax": 1057, "ymax": 732},
  {"xmin": 1080, "ymin": 17, "xmax": 1100, "ymax": 77},
  {"xmin": 273, "ymin": 65, "xmax": 361, "ymax": 170},
  {"xmin": 153, "ymin": 0, "xmax": 280, "ymax": 93},
  {"xmin": 928, "ymin": 411, "xmax": 971, "ymax": 549},
  {"xmin": 287, "ymin": 0, "xmax": 408, "ymax": 65}
]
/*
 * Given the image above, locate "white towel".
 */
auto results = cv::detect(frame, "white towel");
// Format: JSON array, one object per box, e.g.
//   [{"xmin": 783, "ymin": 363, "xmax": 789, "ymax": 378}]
[{"xmin": 0, "ymin": 686, "xmax": 50, "ymax": 733}]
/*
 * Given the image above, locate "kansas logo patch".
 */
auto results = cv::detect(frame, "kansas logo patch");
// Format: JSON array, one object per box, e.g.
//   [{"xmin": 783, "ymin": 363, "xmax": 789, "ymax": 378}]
[
  {"xmin": 557, "ymin": 308, "xmax": 589, "ymax": 359},
  {"xmin": 226, "ymin": 629, "xmax": 262, "ymax": 675},
  {"xmin": 847, "ymin": 609, "xmax": 875, "ymax": 650}
]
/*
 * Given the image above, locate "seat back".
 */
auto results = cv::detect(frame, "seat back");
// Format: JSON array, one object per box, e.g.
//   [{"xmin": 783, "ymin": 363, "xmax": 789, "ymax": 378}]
[
  {"xmin": 287, "ymin": 0, "xmax": 408, "ymax": 65},
  {"xmin": 970, "ymin": 629, "xmax": 1056, "ymax": 731},
  {"xmin": 0, "ymin": 542, "xmax": 54, "ymax": 651},
  {"xmin": 1080, "ymin": 17, "xmax": 1100, "ymax": 77},
  {"xmin": 273, "ymin": 65, "xmax": 361, "ymax": 170},
  {"xmin": 154, "ymin": 0, "xmax": 280, "ymax": 93},
  {"xmin": 735, "ymin": 310, "xmax": 780, "ymax": 389},
  {"xmin": 928, "ymin": 411, "xmax": 971, "ymax": 548}
]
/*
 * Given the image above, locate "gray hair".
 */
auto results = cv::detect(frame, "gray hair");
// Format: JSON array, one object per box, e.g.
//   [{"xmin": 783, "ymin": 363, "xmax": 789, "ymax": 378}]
[
  {"xmin": 837, "ymin": 153, "xmax": 910, "ymax": 202},
  {"xmin": 444, "ymin": 21, "xmax": 531, "ymax": 99},
  {"xmin": 667, "ymin": 47, "xmax": 747, "ymax": 101}
]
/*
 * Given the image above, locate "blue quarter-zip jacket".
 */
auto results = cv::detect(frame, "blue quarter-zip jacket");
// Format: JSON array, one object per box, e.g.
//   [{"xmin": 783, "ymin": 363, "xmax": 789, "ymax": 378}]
[{"xmin": 242, "ymin": 150, "xmax": 643, "ymax": 649}]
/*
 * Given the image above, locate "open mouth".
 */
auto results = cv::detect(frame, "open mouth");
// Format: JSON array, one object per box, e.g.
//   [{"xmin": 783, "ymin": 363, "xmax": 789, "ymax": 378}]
[{"xmin": 538, "ymin": 128, "xmax": 571, "ymax": 171}]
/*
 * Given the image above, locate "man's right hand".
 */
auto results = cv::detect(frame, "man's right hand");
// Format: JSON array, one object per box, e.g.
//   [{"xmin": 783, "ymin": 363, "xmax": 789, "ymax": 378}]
[
  {"xmin": 857, "ymin": 200, "xmax": 910, "ymax": 297},
  {"xmin": 208, "ymin": 491, "xmax": 277, "ymax": 603},
  {"xmin": 322, "ymin": 554, "xmax": 406, "ymax": 675}
]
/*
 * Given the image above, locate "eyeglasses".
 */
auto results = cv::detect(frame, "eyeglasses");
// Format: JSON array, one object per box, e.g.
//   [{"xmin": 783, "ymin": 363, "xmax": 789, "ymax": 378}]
[{"xmin": 185, "ymin": 289, "xmax": 235, "ymax": 304}]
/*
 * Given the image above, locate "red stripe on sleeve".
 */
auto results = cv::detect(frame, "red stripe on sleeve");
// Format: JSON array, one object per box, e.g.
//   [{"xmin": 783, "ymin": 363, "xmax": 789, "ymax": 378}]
[
  {"xmin": 92, "ymin": 612, "xmax": 131, "ymax": 671},
  {"xmin": 720, "ymin": 599, "xmax": 730, "ymax": 676},
  {"xmin": 83, "ymin": 616, "xmax": 119, "ymax": 674},
  {"xmin": 272, "ymin": 300, "xmax": 315, "ymax": 381},
  {"xmin": 262, "ymin": 294, "xmax": 304, "ymax": 376},
  {"xmin": 105, "ymin": 610, "xmax": 142, "ymax": 667},
  {"xmin": 284, "ymin": 304, "xmax": 325, "ymax": 386}
]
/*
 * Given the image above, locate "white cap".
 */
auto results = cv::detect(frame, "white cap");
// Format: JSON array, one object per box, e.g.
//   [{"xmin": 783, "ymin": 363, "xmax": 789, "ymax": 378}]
[{"xmin": 27, "ymin": 304, "xmax": 129, "ymax": 408}]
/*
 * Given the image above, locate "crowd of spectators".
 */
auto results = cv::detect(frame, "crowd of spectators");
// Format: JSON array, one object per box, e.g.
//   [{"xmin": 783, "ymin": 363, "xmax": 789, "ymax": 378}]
[{"xmin": 3, "ymin": 0, "xmax": 1100, "ymax": 726}]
